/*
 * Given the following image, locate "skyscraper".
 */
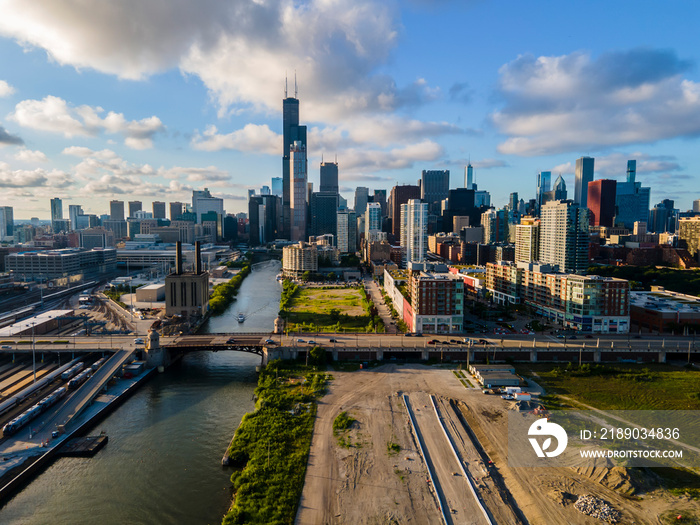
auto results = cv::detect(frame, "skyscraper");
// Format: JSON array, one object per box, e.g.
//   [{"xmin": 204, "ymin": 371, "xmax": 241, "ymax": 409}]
[
  {"xmin": 464, "ymin": 164, "xmax": 475, "ymax": 189},
  {"xmin": 587, "ymin": 179, "xmax": 617, "ymax": 227},
  {"xmin": 271, "ymin": 177, "xmax": 283, "ymax": 197},
  {"xmin": 290, "ymin": 140, "xmax": 308, "ymax": 241},
  {"xmin": 553, "ymin": 174, "xmax": 567, "ymax": 200},
  {"xmin": 128, "ymin": 201, "xmax": 142, "ymax": 218},
  {"xmin": 364, "ymin": 202, "xmax": 382, "ymax": 242},
  {"xmin": 50, "ymin": 198, "xmax": 63, "ymax": 222},
  {"xmin": 574, "ymin": 156, "xmax": 595, "ymax": 208},
  {"xmin": 0, "ymin": 206, "xmax": 13, "ymax": 241},
  {"xmin": 336, "ymin": 208, "xmax": 357, "ymax": 253},
  {"xmin": 615, "ymin": 160, "xmax": 651, "ymax": 228},
  {"xmin": 390, "ymin": 184, "xmax": 421, "ymax": 241},
  {"xmin": 421, "ymin": 170, "xmax": 450, "ymax": 215},
  {"xmin": 373, "ymin": 189, "xmax": 387, "ymax": 217},
  {"xmin": 282, "ymin": 80, "xmax": 307, "ymax": 239},
  {"xmin": 481, "ymin": 208, "xmax": 508, "ymax": 244},
  {"xmin": 170, "ymin": 202, "xmax": 183, "ymax": 221},
  {"xmin": 515, "ymin": 217, "xmax": 540, "ymax": 263},
  {"xmin": 153, "ymin": 201, "xmax": 166, "ymax": 219},
  {"xmin": 310, "ymin": 192, "xmax": 338, "ymax": 239},
  {"xmin": 354, "ymin": 187, "xmax": 369, "ymax": 217},
  {"xmin": 68, "ymin": 204, "xmax": 83, "ymax": 231},
  {"xmin": 536, "ymin": 171, "xmax": 551, "ymax": 211},
  {"xmin": 693, "ymin": 199, "xmax": 700, "ymax": 213},
  {"xmin": 400, "ymin": 199, "xmax": 428, "ymax": 266},
  {"xmin": 539, "ymin": 200, "xmax": 590, "ymax": 273},
  {"xmin": 110, "ymin": 200, "xmax": 125, "ymax": 221},
  {"xmin": 319, "ymin": 161, "xmax": 339, "ymax": 194}
]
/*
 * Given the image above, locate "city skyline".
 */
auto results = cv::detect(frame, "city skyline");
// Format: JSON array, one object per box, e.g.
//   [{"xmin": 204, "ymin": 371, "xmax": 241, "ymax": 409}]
[{"xmin": 1, "ymin": 2, "xmax": 700, "ymax": 219}]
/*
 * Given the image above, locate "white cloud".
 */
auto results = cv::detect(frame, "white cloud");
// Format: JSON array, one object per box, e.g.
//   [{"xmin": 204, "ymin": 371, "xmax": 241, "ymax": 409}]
[
  {"xmin": 0, "ymin": 161, "xmax": 72, "ymax": 188},
  {"xmin": 492, "ymin": 49, "xmax": 700, "ymax": 156},
  {"xmin": 191, "ymin": 124, "xmax": 280, "ymax": 155},
  {"xmin": 340, "ymin": 140, "xmax": 444, "ymax": 173},
  {"xmin": 0, "ymin": 1, "xmax": 445, "ymax": 124},
  {"xmin": 552, "ymin": 152, "xmax": 683, "ymax": 178},
  {"xmin": 9, "ymin": 95, "xmax": 164, "ymax": 148},
  {"xmin": 14, "ymin": 148, "xmax": 47, "ymax": 163},
  {"xmin": 0, "ymin": 80, "xmax": 14, "ymax": 97}
]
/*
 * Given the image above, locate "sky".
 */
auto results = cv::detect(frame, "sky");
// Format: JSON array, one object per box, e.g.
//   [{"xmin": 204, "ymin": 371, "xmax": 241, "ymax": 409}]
[{"xmin": 1, "ymin": 0, "xmax": 700, "ymax": 220}]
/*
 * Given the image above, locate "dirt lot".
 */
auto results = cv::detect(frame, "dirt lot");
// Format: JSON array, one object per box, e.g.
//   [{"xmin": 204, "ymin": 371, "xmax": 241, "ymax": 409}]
[{"xmin": 295, "ymin": 364, "xmax": 700, "ymax": 525}]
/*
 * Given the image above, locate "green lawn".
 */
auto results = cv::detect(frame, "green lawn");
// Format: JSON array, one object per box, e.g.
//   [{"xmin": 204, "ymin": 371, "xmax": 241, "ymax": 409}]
[
  {"xmin": 285, "ymin": 286, "xmax": 374, "ymax": 332},
  {"xmin": 516, "ymin": 363, "xmax": 700, "ymax": 411}
]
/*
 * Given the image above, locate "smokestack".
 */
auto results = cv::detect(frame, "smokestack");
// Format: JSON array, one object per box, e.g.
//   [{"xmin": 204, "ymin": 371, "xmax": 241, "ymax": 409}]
[
  {"xmin": 176, "ymin": 241, "xmax": 183, "ymax": 275},
  {"xmin": 195, "ymin": 241, "xmax": 202, "ymax": 274}
]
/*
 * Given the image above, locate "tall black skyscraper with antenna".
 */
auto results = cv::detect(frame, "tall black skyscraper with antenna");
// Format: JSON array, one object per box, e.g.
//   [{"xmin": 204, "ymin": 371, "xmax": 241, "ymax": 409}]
[{"xmin": 282, "ymin": 75, "xmax": 307, "ymax": 239}]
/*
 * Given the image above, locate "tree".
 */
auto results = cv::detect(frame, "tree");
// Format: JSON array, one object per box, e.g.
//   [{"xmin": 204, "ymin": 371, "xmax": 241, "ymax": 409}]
[
  {"xmin": 302, "ymin": 271, "xmax": 311, "ymax": 282},
  {"xmin": 309, "ymin": 346, "xmax": 326, "ymax": 366},
  {"xmin": 329, "ymin": 308, "xmax": 340, "ymax": 322}
]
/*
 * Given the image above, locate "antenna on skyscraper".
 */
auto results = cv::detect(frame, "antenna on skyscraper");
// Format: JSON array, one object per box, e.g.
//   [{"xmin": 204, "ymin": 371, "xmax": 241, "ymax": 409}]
[
  {"xmin": 321, "ymin": 153, "xmax": 324, "ymax": 163},
  {"xmin": 294, "ymin": 70, "xmax": 298, "ymax": 98},
  {"xmin": 335, "ymin": 153, "xmax": 337, "ymax": 164},
  {"xmin": 285, "ymin": 72, "xmax": 288, "ymax": 98}
]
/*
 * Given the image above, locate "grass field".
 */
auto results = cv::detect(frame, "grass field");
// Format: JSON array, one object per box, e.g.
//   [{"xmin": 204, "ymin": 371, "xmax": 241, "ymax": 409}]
[
  {"xmin": 516, "ymin": 363, "xmax": 700, "ymax": 411},
  {"xmin": 285, "ymin": 286, "xmax": 374, "ymax": 332}
]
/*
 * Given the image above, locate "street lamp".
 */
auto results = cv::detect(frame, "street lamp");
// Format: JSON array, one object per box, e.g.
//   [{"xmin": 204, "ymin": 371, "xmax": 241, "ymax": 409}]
[{"xmin": 31, "ymin": 321, "xmax": 36, "ymax": 383}]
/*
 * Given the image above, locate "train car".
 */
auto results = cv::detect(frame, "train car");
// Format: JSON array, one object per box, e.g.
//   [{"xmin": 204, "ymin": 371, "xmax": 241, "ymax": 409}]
[
  {"xmin": 2, "ymin": 386, "xmax": 68, "ymax": 436},
  {"xmin": 91, "ymin": 357, "xmax": 107, "ymax": 371},
  {"xmin": 68, "ymin": 369, "xmax": 92, "ymax": 390},
  {"xmin": 61, "ymin": 362, "xmax": 84, "ymax": 381}
]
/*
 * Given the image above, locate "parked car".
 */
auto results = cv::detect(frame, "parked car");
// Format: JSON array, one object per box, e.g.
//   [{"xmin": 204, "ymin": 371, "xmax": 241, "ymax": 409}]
[
  {"xmin": 405, "ymin": 333, "xmax": 413, "ymax": 337},
  {"xmin": 133, "ymin": 338, "xmax": 144, "ymax": 345},
  {"xmin": 428, "ymin": 339, "xmax": 437, "ymax": 345},
  {"xmin": 307, "ymin": 340, "xmax": 316, "ymax": 345},
  {"xmin": 297, "ymin": 338, "xmax": 306, "ymax": 343},
  {"xmin": 329, "ymin": 338, "xmax": 337, "ymax": 342},
  {"xmin": 226, "ymin": 338, "xmax": 236, "ymax": 344},
  {"xmin": 264, "ymin": 339, "xmax": 275, "ymax": 344}
]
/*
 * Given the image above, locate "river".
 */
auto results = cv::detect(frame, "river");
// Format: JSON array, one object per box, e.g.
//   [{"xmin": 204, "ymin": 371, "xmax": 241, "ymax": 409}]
[{"xmin": 0, "ymin": 260, "xmax": 282, "ymax": 525}]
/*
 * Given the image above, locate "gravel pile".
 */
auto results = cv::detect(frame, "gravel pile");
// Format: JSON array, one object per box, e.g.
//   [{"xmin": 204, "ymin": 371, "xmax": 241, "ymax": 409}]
[{"xmin": 574, "ymin": 494, "xmax": 621, "ymax": 523}]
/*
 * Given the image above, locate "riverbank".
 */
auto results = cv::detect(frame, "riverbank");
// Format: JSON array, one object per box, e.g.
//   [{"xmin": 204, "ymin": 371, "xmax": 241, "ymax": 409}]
[{"xmin": 222, "ymin": 360, "xmax": 328, "ymax": 525}]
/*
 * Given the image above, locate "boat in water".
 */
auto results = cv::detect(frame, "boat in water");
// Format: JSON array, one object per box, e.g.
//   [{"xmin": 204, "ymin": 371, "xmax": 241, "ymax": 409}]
[{"xmin": 237, "ymin": 313, "xmax": 245, "ymax": 323}]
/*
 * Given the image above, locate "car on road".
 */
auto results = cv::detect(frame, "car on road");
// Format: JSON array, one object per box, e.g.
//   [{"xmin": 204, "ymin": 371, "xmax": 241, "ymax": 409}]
[
  {"xmin": 569, "ymin": 335, "xmax": 577, "ymax": 340},
  {"xmin": 427, "ymin": 339, "xmax": 437, "ymax": 345},
  {"xmin": 297, "ymin": 338, "xmax": 305, "ymax": 343},
  {"xmin": 226, "ymin": 338, "xmax": 236, "ymax": 344},
  {"xmin": 1, "ymin": 345, "xmax": 12, "ymax": 349},
  {"xmin": 450, "ymin": 339, "xmax": 459, "ymax": 343},
  {"xmin": 307, "ymin": 340, "xmax": 316, "ymax": 345},
  {"xmin": 133, "ymin": 338, "xmax": 144, "ymax": 345},
  {"xmin": 585, "ymin": 335, "xmax": 593, "ymax": 339},
  {"xmin": 329, "ymin": 338, "xmax": 337, "ymax": 342},
  {"xmin": 264, "ymin": 339, "xmax": 275, "ymax": 344},
  {"xmin": 405, "ymin": 333, "xmax": 413, "ymax": 337}
]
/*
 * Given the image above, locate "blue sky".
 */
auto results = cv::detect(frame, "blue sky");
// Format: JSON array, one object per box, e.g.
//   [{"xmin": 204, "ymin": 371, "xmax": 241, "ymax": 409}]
[{"xmin": 1, "ymin": 0, "xmax": 699, "ymax": 219}]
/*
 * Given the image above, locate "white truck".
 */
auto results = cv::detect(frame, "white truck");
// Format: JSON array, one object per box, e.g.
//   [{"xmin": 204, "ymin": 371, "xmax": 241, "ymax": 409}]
[{"xmin": 503, "ymin": 386, "xmax": 522, "ymax": 394}]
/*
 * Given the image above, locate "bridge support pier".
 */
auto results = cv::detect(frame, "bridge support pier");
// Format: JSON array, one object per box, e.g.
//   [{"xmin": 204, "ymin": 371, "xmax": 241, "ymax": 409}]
[
  {"xmin": 145, "ymin": 330, "xmax": 167, "ymax": 369},
  {"xmin": 376, "ymin": 349, "xmax": 383, "ymax": 361},
  {"xmin": 530, "ymin": 349, "xmax": 537, "ymax": 363},
  {"xmin": 658, "ymin": 350, "xmax": 666, "ymax": 364},
  {"xmin": 422, "ymin": 349, "xmax": 429, "ymax": 361},
  {"xmin": 594, "ymin": 349, "xmax": 601, "ymax": 363}
]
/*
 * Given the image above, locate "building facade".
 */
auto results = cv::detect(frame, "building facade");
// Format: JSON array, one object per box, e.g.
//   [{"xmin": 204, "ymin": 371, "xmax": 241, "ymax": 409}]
[
  {"xmin": 485, "ymin": 261, "xmax": 629, "ymax": 332},
  {"xmin": 539, "ymin": 200, "xmax": 590, "ymax": 273},
  {"xmin": 282, "ymin": 242, "xmax": 318, "ymax": 278},
  {"xmin": 400, "ymin": 199, "xmax": 428, "ymax": 266},
  {"xmin": 574, "ymin": 156, "xmax": 595, "ymax": 208}
]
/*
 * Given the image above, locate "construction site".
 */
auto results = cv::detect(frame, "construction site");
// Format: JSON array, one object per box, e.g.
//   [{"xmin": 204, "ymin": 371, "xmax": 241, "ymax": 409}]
[{"xmin": 296, "ymin": 365, "xmax": 700, "ymax": 525}]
